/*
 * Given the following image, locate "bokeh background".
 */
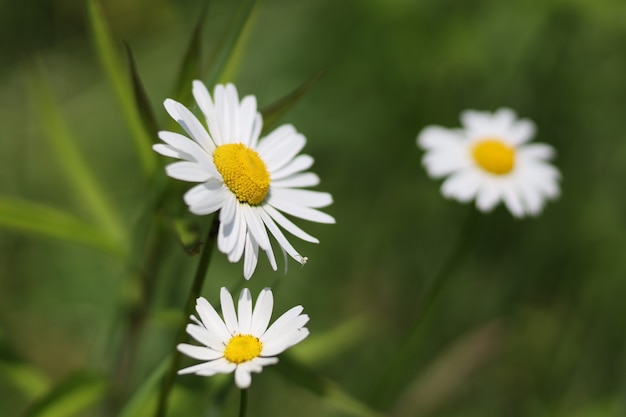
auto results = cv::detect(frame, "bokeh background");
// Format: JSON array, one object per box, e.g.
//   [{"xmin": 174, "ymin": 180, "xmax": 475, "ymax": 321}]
[{"xmin": 2, "ymin": 0, "xmax": 626, "ymax": 416}]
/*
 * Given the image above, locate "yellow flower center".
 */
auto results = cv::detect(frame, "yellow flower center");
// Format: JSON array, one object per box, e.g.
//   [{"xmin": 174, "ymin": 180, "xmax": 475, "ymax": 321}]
[
  {"xmin": 213, "ymin": 143, "xmax": 270, "ymax": 205},
  {"xmin": 224, "ymin": 334, "xmax": 263, "ymax": 364},
  {"xmin": 472, "ymin": 138, "xmax": 515, "ymax": 175}
]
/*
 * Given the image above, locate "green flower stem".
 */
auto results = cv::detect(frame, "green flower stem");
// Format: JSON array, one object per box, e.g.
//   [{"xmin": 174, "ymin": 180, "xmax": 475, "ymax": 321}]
[
  {"xmin": 154, "ymin": 216, "xmax": 219, "ymax": 417},
  {"xmin": 239, "ymin": 389, "xmax": 248, "ymax": 417},
  {"xmin": 375, "ymin": 209, "xmax": 479, "ymax": 407}
]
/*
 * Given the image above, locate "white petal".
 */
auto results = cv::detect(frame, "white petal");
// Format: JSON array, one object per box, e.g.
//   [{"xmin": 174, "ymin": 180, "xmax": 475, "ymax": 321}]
[
  {"xmin": 272, "ymin": 172, "xmax": 320, "ymax": 188},
  {"xmin": 475, "ymin": 181, "xmax": 502, "ymax": 212},
  {"xmin": 164, "ymin": 99, "xmax": 215, "ymax": 153},
  {"xmin": 267, "ymin": 195, "xmax": 335, "ymax": 224},
  {"xmin": 157, "ymin": 131, "xmax": 208, "ymax": 163},
  {"xmin": 262, "ymin": 327, "xmax": 309, "ymax": 356},
  {"xmin": 219, "ymin": 193, "xmax": 238, "ymax": 226},
  {"xmin": 261, "ymin": 305, "xmax": 304, "ymax": 342},
  {"xmin": 243, "ymin": 234, "xmax": 259, "ymax": 280},
  {"xmin": 417, "ymin": 126, "xmax": 465, "ymax": 151},
  {"xmin": 194, "ymin": 357, "xmax": 236, "ymax": 376},
  {"xmin": 227, "ymin": 209, "xmax": 247, "ymax": 263},
  {"xmin": 440, "ymin": 170, "xmax": 481, "ymax": 203},
  {"xmin": 177, "ymin": 343, "xmax": 223, "ymax": 361},
  {"xmin": 251, "ymin": 357, "xmax": 279, "ymax": 367},
  {"xmin": 507, "ymin": 118, "xmax": 536, "ymax": 145},
  {"xmin": 256, "ymin": 125, "xmax": 303, "ymax": 171},
  {"xmin": 258, "ymin": 209, "xmax": 305, "ymax": 265},
  {"xmin": 195, "ymin": 297, "xmax": 232, "ymax": 343},
  {"xmin": 237, "ymin": 288, "xmax": 253, "ymax": 334},
  {"xmin": 192, "ymin": 80, "xmax": 213, "ymax": 118},
  {"xmin": 218, "ymin": 207, "xmax": 241, "ymax": 255},
  {"xmin": 263, "ymin": 243, "xmax": 278, "ymax": 272},
  {"xmin": 263, "ymin": 204, "xmax": 319, "ymax": 243},
  {"xmin": 165, "ymin": 161, "xmax": 211, "ymax": 182},
  {"xmin": 153, "ymin": 143, "xmax": 183, "ymax": 159},
  {"xmin": 242, "ymin": 205, "xmax": 271, "ymax": 251},
  {"xmin": 501, "ymin": 185, "xmax": 525, "ymax": 217},
  {"xmin": 249, "ymin": 113, "xmax": 263, "ymax": 150},
  {"xmin": 220, "ymin": 287, "xmax": 239, "ymax": 335},
  {"xmin": 185, "ymin": 323, "xmax": 225, "ymax": 351},
  {"xmin": 518, "ymin": 143, "xmax": 555, "ymax": 161},
  {"xmin": 234, "ymin": 366, "xmax": 252, "ymax": 388},
  {"xmin": 269, "ymin": 188, "xmax": 333, "ymax": 208},
  {"xmin": 271, "ymin": 154, "xmax": 315, "ymax": 180},
  {"xmin": 184, "ymin": 182, "xmax": 229, "ymax": 215},
  {"xmin": 250, "ymin": 288, "xmax": 274, "ymax": 336},
  {"xmin": 239, "ymin": 95, "xmax": 259, "ymax": 147}
]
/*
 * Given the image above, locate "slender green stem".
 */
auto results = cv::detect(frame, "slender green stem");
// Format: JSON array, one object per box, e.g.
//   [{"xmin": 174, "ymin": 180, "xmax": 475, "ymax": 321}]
[
  {"xmin": 374, "ymin": 209, "xmax": 479, "ymax": 407},
  {"xmin": 154, "ymin": 216, "xmax": 219, "ymax": 417},
  {"xmin": 238, "ymin": 389, "xmax": 248, "ymax": 417}
]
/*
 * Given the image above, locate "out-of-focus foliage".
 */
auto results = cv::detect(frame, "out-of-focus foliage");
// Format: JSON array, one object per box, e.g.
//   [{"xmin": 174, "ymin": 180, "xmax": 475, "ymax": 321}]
[{"xmin": 2, "ymin": 0, "xmax": 626, "ymax": 416}]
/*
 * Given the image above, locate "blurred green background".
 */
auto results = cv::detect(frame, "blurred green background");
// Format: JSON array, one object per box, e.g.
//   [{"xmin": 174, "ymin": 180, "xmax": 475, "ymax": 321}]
[{"xmin": 2, "ymin": 0, "xmax": 626, "ymax": 416}]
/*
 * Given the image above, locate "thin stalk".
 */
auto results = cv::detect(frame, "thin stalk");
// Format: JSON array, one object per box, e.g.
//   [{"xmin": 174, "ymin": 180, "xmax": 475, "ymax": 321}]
[
  {"xmin": 238, "ymin": 389, "xmax": 248, "ymax": 417},
  {"xmin": 154, "ymin": 216, "xmax": 219, "ymax": 417}
]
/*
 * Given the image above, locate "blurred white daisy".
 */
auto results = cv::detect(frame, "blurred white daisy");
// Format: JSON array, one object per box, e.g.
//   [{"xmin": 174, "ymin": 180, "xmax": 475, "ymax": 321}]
[
  {"xmin": 154, "ymin": 82, "xmax": 334, "ymax": 279},
  {"xmin": 417, "ymin": 108, "xmax": 561, "ymax": 217},
  {"xmin": 177, "ymin": 287, "xmax": 309, "ymax": 389}
]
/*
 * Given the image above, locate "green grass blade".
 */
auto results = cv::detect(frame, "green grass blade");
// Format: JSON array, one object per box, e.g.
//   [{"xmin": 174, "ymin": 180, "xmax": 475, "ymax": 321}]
[
  {"xmin": 125, "ymin": 43, "xmax": 159, "ymax": 138},
  {"xmin": 205, "ymin": 0, "xmax": 257, "ymax": 86},
  {"xmin": 276, "ymin": 354, "xmax": 383, "ymax": 417},
  {"xmin": 261, "ymin": 69, "xmax": 326, "ymax": 132},
  {"xmin": 290, "ymin": 316, "xmax": 367, "ymax": 363},
  {"xmin": 24, "ymin": 371, "xmax": 106, "ymax": 417},
  {"xmin": 0, "ymin": 196, "xmax": 123, "ymax": 256},
  {"xmin": 118, "ymin": 354, "xmax": 171, "ymax": 417},
  {"xmin": 85, "ymin": 0, "xmax": 157, "ymax": 176},
  {"xmin": 29, "ymin": 66, "xmax": 127, "ymax": 253},
  {"xmin": 171, "ymin": 2, "xmax": 209, "ymax": 105}
]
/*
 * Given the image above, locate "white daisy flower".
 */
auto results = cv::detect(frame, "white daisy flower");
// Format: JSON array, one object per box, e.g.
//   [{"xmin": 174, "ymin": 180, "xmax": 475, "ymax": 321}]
[
  {"xmin": 177, "ymin": 287, "xmax": 309, "ymax": 389},
  {"xmin": 153, "ymin": 82, "xmax": 335, "ymax": 279},
  {"xmin": 417, "ymin": 108, "xmax": 561, "ymax": 217}
]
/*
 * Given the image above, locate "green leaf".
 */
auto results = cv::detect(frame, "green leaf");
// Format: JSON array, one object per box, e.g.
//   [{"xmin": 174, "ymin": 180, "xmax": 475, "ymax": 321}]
[
  {"xmin": 0, "ymin": 196, "xmax": 123, "ymax": 256},
  {"xmin": 118, "ymin": 355, "xmax": 171, "ymax": 417},
  {"xmin": 205, "ymin": 0, "xmax": 257, "ymax": 86},
  {"xmin": 171, "ymin": 2, "xmax": 209, "ymax": 105},
  {"xmin": 24, "ymin": 371, "xmax": 106, "ymax": 417},
  {"xmin": 85, "ymin": 0, "xmax": 157, "ymax": 177},
  {"xmin": 0, "ymin": 361, "xmax": 50, "ymax": 400},
  {"xmin": 290, "ymin": 315, "xmax": 368, "ymax": 363},
  {"xmin": 276, "ymin": 354, "xmax": 383, "ymax": 417},
  {"xmin": 260, "ymin": 69, "xmax": 325, "ymax": 132},
  {"xmin": 125, "ymin": 43, "xmax": 159, "ymax": 138},
  {"xmin": 28, "ymin": 66, "xmax": 128, "ymax": 254}
]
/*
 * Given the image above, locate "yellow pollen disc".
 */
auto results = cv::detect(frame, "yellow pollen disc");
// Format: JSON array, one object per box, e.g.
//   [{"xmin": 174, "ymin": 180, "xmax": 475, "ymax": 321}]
[
  {"xmin": 472, "ymin": 138, "xmax": 515, "ymax": 175},
  {"xmin": 224, "ymin": 334, "xmax": 263, "ymax": 364},
  {"xmin": 213, "ymin": 144, "xmax": 270, "ymax": 205}
]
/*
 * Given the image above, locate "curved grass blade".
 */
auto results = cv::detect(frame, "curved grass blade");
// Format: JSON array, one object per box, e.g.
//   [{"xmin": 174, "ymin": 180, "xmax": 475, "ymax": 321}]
[
  {"xmin": 0, "ymin": 196, "xmax": 123, "ymax": 256},
  {"xmin": 276, "ymin": 354, "xmax": 383, "ymax": 417},
  {"xmin": 171, "ymin": 2, "xmax": 209, "ymax": 105},
  {"xmin": 29, "ymin": 65, "xmax": 127, "ymax": 254},
  {"xmin": 0, "ymin": 334, "xmax": 50, "ymax": 400},
  {"xmin": 118, "ymin": 354, "xmax": 171, "ymax": 417},
  {"xmin": 125, "ymin": 43, "xmax": 159, "ymax": 138},
  {"xmin": 24, "ymin": 371, "xmax": 106, "ymax": 417},
  {"xmin": 261, "ymin": 69, "xmax": 326, "ymax": 132},
  {"xmin": 205, "ymin": 0, "xmax": 257, "ymax": 86},
  {"xmin": 290, "ymin": 316, "xmax": 367, "ymax": 363},
  {"xmin": 86, "ymin": 0, "xmax": 156, "ymax": 177}
]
